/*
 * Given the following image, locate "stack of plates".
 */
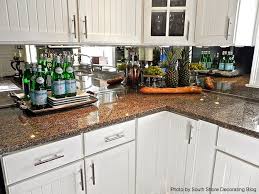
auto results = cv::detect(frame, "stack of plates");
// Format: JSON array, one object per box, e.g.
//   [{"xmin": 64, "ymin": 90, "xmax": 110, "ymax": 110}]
[{"xmin": 48, "ymin": 93, "xmax": 90, "ymax": 107}]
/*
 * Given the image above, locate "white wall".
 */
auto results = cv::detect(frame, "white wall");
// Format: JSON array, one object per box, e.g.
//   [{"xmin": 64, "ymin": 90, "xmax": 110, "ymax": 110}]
[
  {"xmin": 249, "ymin": 11, "xmax": 259, "ymax": 88},
  {"xmin": 80, "ymin": 46, "xmax": 115, "ymax": 66}
]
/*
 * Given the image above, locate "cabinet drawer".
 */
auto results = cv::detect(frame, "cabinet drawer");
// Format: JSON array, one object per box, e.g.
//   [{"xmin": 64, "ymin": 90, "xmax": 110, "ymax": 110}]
[
  {"xmin": 84, "ymin": 120, "xmax": 135, "ymax": 156},
  {"xmin": 2, "ymin": 135, "xmax": 83, "ymax": 185},
  {"xmin": 217, "ymin": 127, "xmax": 259, "ymax": 166}
]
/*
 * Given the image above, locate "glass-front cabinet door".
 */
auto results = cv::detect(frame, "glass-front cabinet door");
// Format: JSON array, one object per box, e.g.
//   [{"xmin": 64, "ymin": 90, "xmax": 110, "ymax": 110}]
[{"xmin": 144, "ymin": 0, "xmax": 196, "ymax": 45}]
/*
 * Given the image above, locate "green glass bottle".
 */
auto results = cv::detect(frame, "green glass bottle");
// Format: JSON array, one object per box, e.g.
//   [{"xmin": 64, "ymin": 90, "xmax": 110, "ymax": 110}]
[
  {"xmin": 34, "ymin": 65, "xmax": 48, "ymax": 109},
  {"xmin": 199, "ymin": 51, "xmax": 207, "ymax": 69},
  {"xmin": 45, "ymin": 53, "xmax": 53, "ymax": 90},
  {"xmin": 52, "ymin": 56, "xmax": 66, "ymax": 98},
  {"xmin": 206, "ymin": 51, "xmax": 212, "ymax": 69},
  {"xmin": 219, "ymin": 51, "xmax": 226, "ymax": 70},
  {"xmin": 64, "ymin": 55, "xmax": 77, "ymax": 97},
  {"xmin": 22, "ymin": 63, "xmax": 32, "ymax": 100},
  {"xmin": 38, "ymin": 54, "xmax": 44, "ymax": 66},
  {"xmin": 30, "ymin": 63, "xmax": 37, "ymax": 105}
]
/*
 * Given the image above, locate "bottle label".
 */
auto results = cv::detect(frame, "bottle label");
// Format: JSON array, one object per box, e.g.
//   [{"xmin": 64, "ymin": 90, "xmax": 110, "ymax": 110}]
[
  {"xmin": 34, "ymin": 90, "xmax": 47, "ymax": 106},
  {"xmin": 201, "ymin": 62, "xmax": 207, "ymax": 69},
  {"xmin": 55, "ymin": 67, "xmax": 63, "ymax": 74},
  {"xmin": 53, "ymin": 80, "xmax": 66, "ymax": 96},
  {"xmin": 206, "ymin": 62, "xmax": 212, "ymax": 69},
  {"xmin": 36, "ymin": 77, "xmax": 44, "ymax": 84},
  {"xmin": 219, "ymin": 63, "xmax": 225, "ymax": 70},
  {"xmin": 46, "ymin": 75, "xmax": 52, "ymax": 87},
  {"xmin": 30, "ymin": 91, "xmax": 35, "ymax": 105},
  {"xmin": 225, "ymin": 63, "xmax": 233, "ymax": 71},
  {"xmin": 66, "ymin": 67, "xmax": 74, "ymax": 73},
  {"xmin": 66, "ymin": 79, "xmax": 77, "ymax": 94}
]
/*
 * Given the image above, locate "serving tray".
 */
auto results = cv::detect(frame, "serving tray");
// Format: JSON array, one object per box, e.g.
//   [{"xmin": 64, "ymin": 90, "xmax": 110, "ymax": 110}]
[{"xmin": 10, "ymin": 92, "xmax": 98, "ymax": 115}]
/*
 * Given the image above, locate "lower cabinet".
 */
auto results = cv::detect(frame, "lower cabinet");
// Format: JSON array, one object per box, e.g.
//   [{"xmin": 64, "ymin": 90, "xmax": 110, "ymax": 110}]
[
  {"xmin": 85, "ymin": 141, "xmax": 135, "ymax": 194},
  {"xmin": 8, "ymin": 160, "xmax": 85, "ymax": 194},
  {"xmin": 136, "ymin": 111, "xmax": 197, "ymax": 194},
  {"xmin": 212, "ymin": 151, "xmax": 259, "ymax": 190}
]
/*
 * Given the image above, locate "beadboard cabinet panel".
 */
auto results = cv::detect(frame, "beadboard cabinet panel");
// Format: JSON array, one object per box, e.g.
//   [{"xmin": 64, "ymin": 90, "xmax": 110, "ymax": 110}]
[
  {"xmin": 8, "ymin": 161, "xmax": 85, "ymax": 194},
  {"xmin": 191, "ymin": 121, "xmax": 218, "ymax": 193},
  {"xmin": 85, "ymin": 142, "xmax": 135, "ymax": 194},
  {"xmin": 136, "ymin": 111, "xmax": 197, "ymax": 194},
  {"xmin": 212, "ymin": 151, "xmax": 259, "ymax": 191},
  {"xmin": 0, "ymin": 0, "xmax": 78, "ymax": 44},
  {"xmin": 195, "ymin": 0, "xmax": 238, "ymax": 46},
  {"xmin": 78, "ymin": 0, "xmax": 142, "ymax": 44}
]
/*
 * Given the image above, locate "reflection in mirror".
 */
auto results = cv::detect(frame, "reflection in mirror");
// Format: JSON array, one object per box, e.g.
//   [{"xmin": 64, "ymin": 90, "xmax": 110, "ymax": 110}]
[
  {"xmin": 152, "ymin": 0, "xmax": 167, "ymax": 7},
  {"xmin": 151, "ymin": 12, "xmax": 167, "ymax": 36}
]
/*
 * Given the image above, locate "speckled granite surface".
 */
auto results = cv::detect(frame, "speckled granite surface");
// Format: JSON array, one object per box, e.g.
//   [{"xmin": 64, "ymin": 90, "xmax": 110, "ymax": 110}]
[
  {"xmin": 209, "ymin": 75, "xmax": 259, "ymax": 102},
  {"xmin": 1, "ymin": 90, "xmax": 259, "ymax": 155}
]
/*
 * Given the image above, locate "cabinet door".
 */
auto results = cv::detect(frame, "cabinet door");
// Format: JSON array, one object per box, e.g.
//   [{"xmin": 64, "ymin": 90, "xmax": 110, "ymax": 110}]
[
  {"xmin": 212, "ymin": 151, "xmax": 259, "ymax": 191},
  {"xmin": 144, "ymin": 0, "xmax": 196, "ymax": 45},
  {"xmin": 78, "ymin": 0, "xmax": 142, "ymax": 45},
  {"xmin": 191, "ymin": 121, "xmax": 218, "ymax": 194},
  {"xmin": 195, "ymin": 0, "xmax": 238, "ymax": 46},
  {"xmin": 85, "ymin": 141, "xmax": 135, "ymax": 194},
  {"xmin": 8, "ymin": 161, "xmax": 85, "ymax": 194},
  {"xmin": 136, "ymin": 111, "xmax": 197, "ymax": 194},
  {"xmin": 0, "ymin": 0, "xmax": 78, "ymax": 43}
]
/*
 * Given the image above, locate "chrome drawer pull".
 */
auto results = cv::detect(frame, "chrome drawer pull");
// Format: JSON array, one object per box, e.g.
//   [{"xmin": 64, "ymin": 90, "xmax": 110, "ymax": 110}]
[
  {"xmin": 91, "ymin": 163, "xmax": 96, "ymax": 185},
  {"xmin": 80, "ymin": 168, "xmax": 85, "ymax": 191},
  {"xmin": 34, "ymin": 154, "xmax": 64, "ymax": 166},
  {"xmin": 72, "ymin": 15, "xmax": 77, "ymax": 39},
  {"xmin": 225, "ymin": 17, "xmax": 230, "ymax": 40},
  {"xmin": 83, "ymin": 16, "xmax": 88, "ymax": 39},
  {"xmin": 104, "ymin": 133, "xmax": 125, "ymax": 142}
]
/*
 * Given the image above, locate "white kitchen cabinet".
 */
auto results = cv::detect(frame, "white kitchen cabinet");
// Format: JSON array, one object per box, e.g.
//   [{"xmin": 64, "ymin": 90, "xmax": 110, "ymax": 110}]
[
  {"xmin": 143, "ymin": 0, "xmax": 197, "ymax": 45},
  {"xmin": 0, "ymin": 0, "xmax": 78, "ymax": 44},
  {"xmin": 136, "ymin": 111, "xmax": 197, "ymax": 194},
  {"xmin": 85, "ymin": 141, "xmax": 135, "ymax": 194},
  {"xmin": 212, "ymin": 151, "xmax": 259, "ymax": 191},
  {"xmin": 78, "ymin": 0, "xmax": 142, "ymax": 45},
  {"xmin": 8, "ymin": 160, "xmax": 85, "ymax": 194},
  {"xmin": 191, "ymin": 121, "xmax": 218, "ymax": 193},
  {"xmin": 195, "ymin": 0, "xmax": 238, "ymax": 46}
]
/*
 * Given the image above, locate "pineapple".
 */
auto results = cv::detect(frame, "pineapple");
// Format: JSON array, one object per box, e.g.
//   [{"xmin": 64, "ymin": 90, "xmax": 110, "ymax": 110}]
[
  {"xmin": 164, "ymin": 48, "xmax": 179, "ymax": 88},
  {"xmin": 165, "ymin": 64, "xmax": 179, "ymax": 88},
  {"xmin": 178, "ymin": 48, "xmax": 191, "ymax": 87}
]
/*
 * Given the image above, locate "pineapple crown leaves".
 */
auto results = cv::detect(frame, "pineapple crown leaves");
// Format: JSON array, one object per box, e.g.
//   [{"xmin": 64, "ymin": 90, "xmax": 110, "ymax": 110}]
[
  {"xmin": 165, "ymin": 48, "xmax": 178, "ymax": 66},
  {"xmin": 180, "ymin": 48, "xmax": 191, "ymax": 66}
]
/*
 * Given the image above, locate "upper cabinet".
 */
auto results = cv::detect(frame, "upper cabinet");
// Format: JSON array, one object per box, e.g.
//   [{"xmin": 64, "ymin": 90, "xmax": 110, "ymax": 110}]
[
  {"xmin": 78, "ymin": 0, "xmax": 142, "ymax": 45},
  {"xmin": 195, "ymin": 0, "xmax": 259, "ymax": 46},
  {"xmin": 0, "ymin": 0, "xmax": 142, "ymax": 45},
  {"xmin": 143, "ymin": 0, "xmax": 197, "ymax": 45},
  {"xmin": 0, "ymin": 0, "xmax": 78, "ymax": 44},
  {"xmin": 195, "ymin": 0, "xmax": 238, "ymax": 46}
]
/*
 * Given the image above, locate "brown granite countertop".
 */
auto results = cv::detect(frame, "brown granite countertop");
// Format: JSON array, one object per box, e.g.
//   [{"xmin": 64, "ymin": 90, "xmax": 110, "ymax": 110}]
[
  {"xmin": 1, "ymin": 90, "xmax": 259, "ymax": 155},
  {"xmin": 208, "ymin": 75, "xmax": 259, "ymax": 102}
]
